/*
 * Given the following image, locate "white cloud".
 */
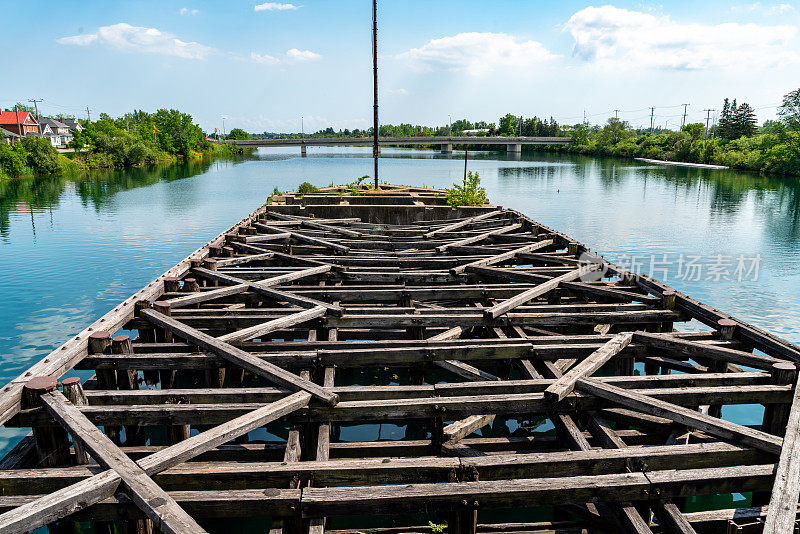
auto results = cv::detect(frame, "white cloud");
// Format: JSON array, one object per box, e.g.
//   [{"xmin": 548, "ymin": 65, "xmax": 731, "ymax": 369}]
[
  {"xmin": 179, "ymin": 7, "xmax": 199, "ymax": 15},
  {"xmin": 564, "ymin": 5, "xmax": 798, "ymax": 70},
  {"xmin": 731, "ymin": 2, "xmax": 794, "ymax": 14},
  {"xmin": 285, "ymin": 48, "xmax": 321, "ymax": 62},
  {"xmin": 250, "ymin": 48, "xmax": 321, "ymax": 65},
  {"xmin": 387, "ymin": 88, "xmax": 409, "ymax": 95},
  {"xmin": 250, "ymin": 52, "xmax": 279, "ymax": 64},
  {"xmin": 57, "ymin": 23, "xmax": 213, "ymax": 59},
  {"xmin": 397, "ymin": 32, "xmax": 557, "ymax": 75},
  {"xmin": 254, "ymin": 2, "xmax": 300, "ymax": 11},
  {"xmin": 57, "ymin": 34, "xmax": 98, "ymax": 46}
]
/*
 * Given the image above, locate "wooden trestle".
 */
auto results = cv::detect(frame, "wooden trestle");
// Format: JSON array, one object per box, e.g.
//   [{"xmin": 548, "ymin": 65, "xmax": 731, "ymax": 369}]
[{"xmin": 2, "ymin": 183, "xmax": 800, "ymax": 533}]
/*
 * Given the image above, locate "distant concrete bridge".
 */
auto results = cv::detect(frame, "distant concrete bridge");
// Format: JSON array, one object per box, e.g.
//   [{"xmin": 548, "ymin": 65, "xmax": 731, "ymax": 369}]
[{"xmin": 216, "ymin": 136, "xmax": 571, "ymax": 156}]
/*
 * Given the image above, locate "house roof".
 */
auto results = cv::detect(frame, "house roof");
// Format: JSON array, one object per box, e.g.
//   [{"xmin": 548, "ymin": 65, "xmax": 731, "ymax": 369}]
[
  {"xmin": 38, "ymin": 117, "xmax": 69, "ymax": 129},
  {"xmin": 0, "ymin": 127, "xmax": 21, "ymax": 138},
  {"xmin": 0, "ymin": 110, "xmax": 37, "ymax": 126}
]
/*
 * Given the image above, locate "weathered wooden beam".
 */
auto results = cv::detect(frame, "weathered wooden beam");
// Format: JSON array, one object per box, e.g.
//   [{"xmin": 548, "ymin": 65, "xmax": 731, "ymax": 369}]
[
  {"xmin": 254, "ymin": 222, "xmax": 350, "ymax": 254},
  {"xmin": 576, "ymin": 378, "xmax": 783, "ymax": 454},
  {"xmin": 763, "ymin": 371, "xmax": 800, "ymax": 533},
  {"xmin": 217, "ymin": 305, "xmax": 327, "ymax": 343},
  {"xmin": 423, "ymin": 210, "xmax": 505, "ymax": 238},
  {"xmin": 0, "ymin": 391, "xmax": 310, "ymax": 533},
  {"xmin": 39, "ymin": 390, "xmax": 207, "ymax": 534},
  {"xmin": 484, "ymin": 264, "xmax": 602, "ymax": 319},
  {"xmin": 545, "ymin": 333, "xmax": 633, "ymax": 402},
  {"xmin": 140, "ymin": 309, "xmax": 338, "ymax": 405},
  {"xmin": 436, "ymin": 223, "xmax": 522, "ymax": 252},
  {"xmin": 450, "ymin": 240, "xmax": 555, "ymax": 275}
]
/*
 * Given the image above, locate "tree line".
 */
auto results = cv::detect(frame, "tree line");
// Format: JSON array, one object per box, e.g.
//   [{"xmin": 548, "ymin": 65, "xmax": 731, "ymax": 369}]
[{"xmin": 1, "ymin": 108, "xmax": 246, "ymax": 178}]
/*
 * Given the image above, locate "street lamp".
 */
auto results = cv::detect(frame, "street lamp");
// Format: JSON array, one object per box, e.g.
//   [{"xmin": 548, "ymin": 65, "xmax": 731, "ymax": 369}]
[
  {"xmin": 449, "ymin": 115, "xmax": 452, "ymax": 137},
  {"xmin": 221, "ymin": 116, "xmax": 227, "ymax": 137}
]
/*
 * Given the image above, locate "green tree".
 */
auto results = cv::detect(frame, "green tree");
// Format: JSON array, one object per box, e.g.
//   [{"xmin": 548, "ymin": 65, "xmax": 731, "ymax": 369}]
[
  {"xmin": 498, "ymin": 114, "xmax": 521, "ymax": 136},
  {"xmin": 779, "ymin": 88, "xmax": 800, "ymax": 131},
  {"xmin": 20, "ymin": 137, "xmax": 61, "ymax": 174},
  {"xmin": 227, "ymin": 128, "xmax": 252, "ymax": 140},
  {"xmin": 598, "ymin": 118, "xmax": 632, "ymax": 146}
]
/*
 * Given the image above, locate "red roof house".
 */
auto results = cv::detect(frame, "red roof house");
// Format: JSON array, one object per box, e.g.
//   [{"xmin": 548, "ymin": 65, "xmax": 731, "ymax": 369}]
[{"xmin": 0, "ymin": 111, "xmax": 39, "ymax": 136}]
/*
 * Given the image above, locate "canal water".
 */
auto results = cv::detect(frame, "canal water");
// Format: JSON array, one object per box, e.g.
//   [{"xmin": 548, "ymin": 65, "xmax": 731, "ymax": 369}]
[{"xmin": 1, "ymin": 147, "xmax": 799, "ymax": 523}]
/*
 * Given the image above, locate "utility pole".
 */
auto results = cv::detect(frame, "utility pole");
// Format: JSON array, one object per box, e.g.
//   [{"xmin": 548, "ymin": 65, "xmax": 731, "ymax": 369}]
[
  {"xmin": 681, "ymin": 104, "xmax": 689, "ymax": 129},
  {"xmin": 371, "ymin": 0, "xmax": 379, "ymax": 189},
  {"xmin": 448, "ymin": 115, "xmax": 452, "ymax": 136},
  {"xmin": 583, "ymin": 109, "xmax": 586, "ymax": 124},
  {"xmin": 703, "ymin": 109, "xmax": 715, "ymax": 138},
  {"xmin": 86, "ymin": 106, "xmax": 91, "ymax": 122},
  {"xmin": 14, "ymin": 104, "xmax": 21, "ymax": 136},
  {"xmin": 649, "ymin": 107, "xmax": 655, "ymax": 134},
  {"xmin": 222, "ymin": 116, "xmax": 227, "ymax": 137},
  {"xmin": 614, "ymin": 109, "xmax": 619, "ymax": 119},
  {"xmin": 518, "ymin": 115, "xmax": 522, "ymax": 137},
  {"xmin": 301, "ymin": 116, "xmax": 304, "ymax": 138},
  {"xmin": 28, "ymin": 98, "xmax": 42, "ymax": 120}
]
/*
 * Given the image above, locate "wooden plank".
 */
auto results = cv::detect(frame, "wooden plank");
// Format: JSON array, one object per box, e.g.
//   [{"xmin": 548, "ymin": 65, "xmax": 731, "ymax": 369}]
[
  {"xmin": 632, "ymin": 331, "xmax": 780, "ymax": 371},
  {"xmin": 763, "ymin": 372, "xmax": 800, "ymax": 533},
  {"xmin": 436, "ymin": 223, "xmax": 522, "ymax": 252},
  {"xmin": 450, "ymin": 240, "xmax": 554, "ymax": 275},
  {"xmin": 39, "ymin": 391, "xmax": 207, "ymax": 534},
  {"xmin": 0, "ymin": 392, "xmax": 310, "ymax": 533},
  {"xmin": 140, "ymin": 309, "xmax": 338, "ymax": 405},
  {"xmin": 214, "ymin": 252, "xmax": 275, "ymax": 268},
  {"xmin": 254, "ymin": 222, "xmax": 350, "ymax": 254},
  {"xmin": 267, "ymin": 211, "xmax": 363, "ymax": 238},
  {"xmin": 192, "ymin": 267, "xmax": 342, "ymax": 316},
  {"xmin": 545, "ymin": 333, "xmax": 633, "ymax": 402},
  {"xmin": 484, "ymin": 264, "xmax": 602, "ymax": 319},
  {"xmin": 217, "ymin": 305, "xmax": 326, "ymax": 343},
  {"xmin": 424, "ymin": 210, "xmax": 504, "ymax": 238},
  {"xmin": 576, "ymin": 378, "xmax": 783, "ymax": 454},
  {"xmin": 652, "ymin": 500, "xmax": 698, "ymax": 534}
]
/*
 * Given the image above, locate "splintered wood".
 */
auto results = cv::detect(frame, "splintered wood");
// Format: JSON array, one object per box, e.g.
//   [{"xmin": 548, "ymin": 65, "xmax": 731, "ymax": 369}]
[{"xmin": 1, "ymin": 183, "xmax": 799, "ymax": 534}]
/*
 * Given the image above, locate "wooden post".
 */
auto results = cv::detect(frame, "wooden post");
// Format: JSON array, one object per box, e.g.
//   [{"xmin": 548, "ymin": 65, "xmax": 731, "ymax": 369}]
[
  {"xmin": 163, "ymin": 277, "xmax": 180, "ymax": 293},
  {"xmin": 135, "ymin": 300, "xmax": 160, "ymax": 386},
  {"xmin": 89, "ymin": 331, "xmax": 121, "ymax": 445},
  {"xmin": 203, "ymin": 259, "xmax": 219, "ymax": 287},
  {"xmin": 60, "ymin": 378, "xmax": 89, "ymax": 465},
  {"xmin": 112, "ymin": 335, "xmax": 145, "ymax": 446},
  {"xmin": 763, "ymin": 362, "xmax": 798, "ymax": 437},
  {"xmin": 22, "ymin": 377, "xmax": 70, "ymax": 467}
]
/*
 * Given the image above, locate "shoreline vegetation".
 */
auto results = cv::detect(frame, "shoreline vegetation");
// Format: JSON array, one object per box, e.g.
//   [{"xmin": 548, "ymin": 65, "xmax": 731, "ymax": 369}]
[
  {"xmin": 0, "ymin": 108, "xmax": 251, "ymax": 180},
  {"xmin": 262, "ymin": 87, "xmax": 800, "ymax": 178}
]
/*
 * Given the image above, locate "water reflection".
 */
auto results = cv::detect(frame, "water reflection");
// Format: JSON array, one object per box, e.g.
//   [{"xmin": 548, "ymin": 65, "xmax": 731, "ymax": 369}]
[{"xmin": 2, "ymin": 148, "xmax": 800, "ymax": 456}]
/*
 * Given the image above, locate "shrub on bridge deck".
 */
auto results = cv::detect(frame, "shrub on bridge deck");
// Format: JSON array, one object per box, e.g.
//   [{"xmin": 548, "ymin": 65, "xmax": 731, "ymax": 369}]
[
  {"xmin": 446, "ymin": 171, "xmax": 486, "ymax": 207},
  {"xmin": 298, "ymin": 181, "xmax": 318, "ymax": 194}
]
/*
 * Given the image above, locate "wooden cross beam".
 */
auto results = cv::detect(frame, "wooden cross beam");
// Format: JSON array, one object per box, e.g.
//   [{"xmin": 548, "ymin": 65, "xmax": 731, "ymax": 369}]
[
  {"xmin": 141, "ymin": 309, "xmax": 338, "ymax": 405},
  {"xmin": 484, "ymin": 264, "xmax": 602, "ymax": 320},
  {"xmin": 0, "ymin": 382, "xmax": 310, "ymax": 534},
  {"xmin": 191, "ymin": 267, "xmax": 342, "ymax": 316},
  {"xmin": 576, "ymin": 377, "xmax": 783, "ymax": 455},
  {"xmin": 450, "ymin": 239, "xmax": 555, "ymax": 275},
  {"xmin": 39, "ymin": 390, "xmax": 207, "ymax": 534}
]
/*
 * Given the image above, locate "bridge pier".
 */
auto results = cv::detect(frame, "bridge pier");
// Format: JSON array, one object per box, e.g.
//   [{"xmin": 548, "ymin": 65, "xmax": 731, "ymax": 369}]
[
  {"xmin": 441, "ymin": 143, "xmax": 452, "ymax": 154},
  {"xmin": 506, "ymin": 143, "xmax": 522, "ymax": 154},
  {"xmin": 301, "ymin": 145, "xmax": 307, "ymax": 157}
]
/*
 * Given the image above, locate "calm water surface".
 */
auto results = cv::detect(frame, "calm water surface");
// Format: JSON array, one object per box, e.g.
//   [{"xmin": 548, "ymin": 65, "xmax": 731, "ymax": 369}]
[{"xmin": 2, "ymin": 146, "xmax": 800, "ymax": 459}]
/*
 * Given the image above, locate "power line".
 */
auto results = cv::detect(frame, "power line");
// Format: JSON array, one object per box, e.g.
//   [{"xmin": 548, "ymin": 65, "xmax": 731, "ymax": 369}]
[{"xmin": 28, "ymin": 98, "xmax": 43, "ymax": 120}]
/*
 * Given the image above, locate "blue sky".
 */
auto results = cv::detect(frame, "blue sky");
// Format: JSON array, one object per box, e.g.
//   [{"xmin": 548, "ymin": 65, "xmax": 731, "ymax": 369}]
[{"xmin": 3, "ymin": 0, "xmax": 799, "ymax": 133}]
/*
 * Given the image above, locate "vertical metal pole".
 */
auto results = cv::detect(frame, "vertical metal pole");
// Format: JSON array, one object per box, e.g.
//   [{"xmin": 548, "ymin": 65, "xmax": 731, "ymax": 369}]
[
  {"xmin": 464, "ymin": 149, "xmax": 468, "ymax": 181},
  {"xmin": 372, "ymin": 0, "xmax": 379, "ymax": 189}
]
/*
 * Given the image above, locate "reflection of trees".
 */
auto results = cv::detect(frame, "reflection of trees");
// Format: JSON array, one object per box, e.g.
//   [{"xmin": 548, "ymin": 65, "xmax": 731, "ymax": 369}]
[
  {"xmin": 498, "ymin": 153, "xmax": 800, "ymax": 244},
  {"xmin": 0, "ymin": 158, "xmax": 230, "ymax": 239}
]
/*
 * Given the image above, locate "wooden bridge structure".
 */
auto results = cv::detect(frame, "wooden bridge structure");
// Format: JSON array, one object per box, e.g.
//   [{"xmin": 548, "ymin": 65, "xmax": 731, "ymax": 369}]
[
  {"xmin": 217, "ymin": 136, "xmax": 571, "ymax": 155},
  {"xmin": 1, "ymin": 184, "xmax": 799, "ymax": 533}
]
